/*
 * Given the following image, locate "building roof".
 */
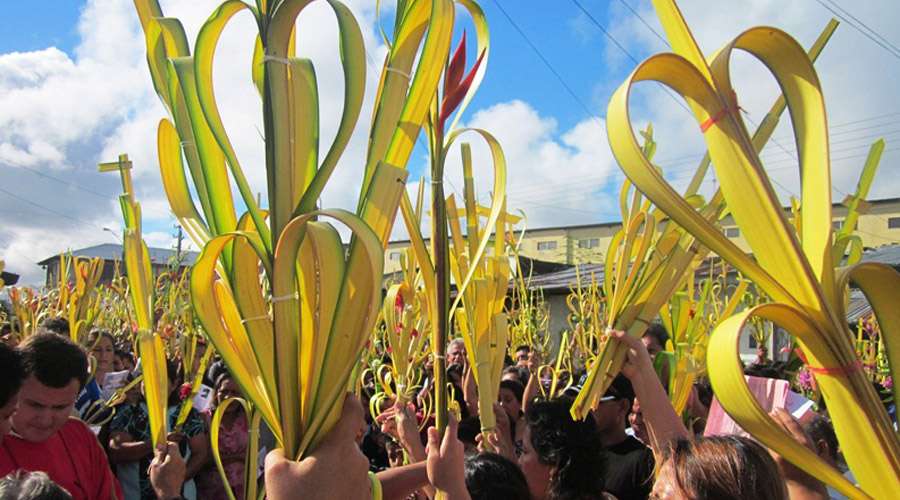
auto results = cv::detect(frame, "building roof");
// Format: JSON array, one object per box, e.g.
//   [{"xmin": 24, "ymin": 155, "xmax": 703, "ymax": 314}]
[
  {"xmin": 860, "ymin": 244, "xmax": 900, "ymax": 267},
  {"xmin": 37, "ymin": 243, "xmax": 198, "ymax": 267},
  {"xmin": 528, "ymin": 243, "xmax": 900, "ymax": 295}
]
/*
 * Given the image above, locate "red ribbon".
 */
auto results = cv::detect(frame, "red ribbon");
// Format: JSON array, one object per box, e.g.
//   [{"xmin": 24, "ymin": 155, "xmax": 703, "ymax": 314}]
[
  {"xmin": 806, "ymin": 360, "xmax": 863, "ymax": 376},
  {"xmin": 700, "ymin": 93, "xmax": 741, "ymax": 133}
]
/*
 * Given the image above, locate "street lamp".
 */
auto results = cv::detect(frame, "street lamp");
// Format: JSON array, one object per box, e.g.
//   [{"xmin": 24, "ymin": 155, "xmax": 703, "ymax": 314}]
[{"xmin": 103, "ymin": 227, "xmax": 121, "ymax": 243}]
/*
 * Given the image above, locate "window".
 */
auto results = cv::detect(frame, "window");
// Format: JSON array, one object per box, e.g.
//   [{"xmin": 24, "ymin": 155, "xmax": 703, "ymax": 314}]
[
  {"xmin": 724, "ymin": 227, "xmax": 740, "ymax": 238},
  {"xmin": 889, "ymin": 217, "xmax": 900, "ymax": 229},
  {"xmin": 389, "ymin": 251, "xmax": 402, "ymax": 261},
  {"xmin": 578, "ymin": 238, "xmax": 600, "ymax": 249},
  {"xmin": 536, "ymin": 241, "xmax": 557, "ymax": 251},
  {"xmin": 832, "ymin": 220, "xmax": 843, "ymax": 231}
]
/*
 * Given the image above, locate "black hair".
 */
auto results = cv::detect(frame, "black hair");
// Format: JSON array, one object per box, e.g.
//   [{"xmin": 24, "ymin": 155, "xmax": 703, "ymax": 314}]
[
  {"xmin": 502, "ymin": 365, "xmax": 530, "ymax": 384},
  {"xmin": 803, "ymin": 415, "xmax": 839, "ymax": 463},
  {"xmin": 642, "ymin": 322, "xmax": 669, "ymax": 347},
  {"xmin": 166, "ymin": 358, "xmax": 185, "ymax": 407},
  {"xmin": 458, "ymin": 415, "xmax": 482, "ymax": 448},
  {"xmin": 214, "ymin": 369, "xmax": 234, "ymax": 390},
  {"xmin": 0, "ymin": 342, "xmax": 25, "ymax": 407},
  {"xmin": 526, "ymin": 397, "xmax": 605, "ymax": 499},
  {"xmin": 515, "ymin": 345, "xmax": 531, "ymax": 354},
  {"xmin": 499, "ymin": 379, "xmax": 525, "ymax": 404},
  {"xmin": 38, "ymin": 317, "xmax": 70, "ymax": 336},
  {"xmin": 20, "ymin": 333, "xmax": 88, "ymax": 389},
  {"xmin": 464, "ymin": 452, "xmax": 532, "ymax": 500}
]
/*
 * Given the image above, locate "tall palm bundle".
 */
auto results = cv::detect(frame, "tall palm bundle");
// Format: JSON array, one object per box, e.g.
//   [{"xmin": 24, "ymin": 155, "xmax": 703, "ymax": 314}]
[
  {"xmin": 373, "ymin": 240, "xmax": 433, "ymax": 413},
  {"xmin": 50, "ymin": 253, "xmax": 105, "ymax": 346},
  {"xmin": 572, "ymin": 16, "xmax": 839, "ymax": 422},
  {"xmin": 132, "ymin": 0, "xmax": 461, "ymax": 464},
  {"xmin": 99, "ymin": 154, "xmax": 170, "ymax": 449},
  {"xmin": 607, "ymin": 1, "xmax": 899, "ymax": 496},
  {"xmin": 389, "ymin": 2, "xmax": 504, "ymax": 437},
  {"xmin": 446, "ymin": 153, "xmax": 512, "ymax": 447}
]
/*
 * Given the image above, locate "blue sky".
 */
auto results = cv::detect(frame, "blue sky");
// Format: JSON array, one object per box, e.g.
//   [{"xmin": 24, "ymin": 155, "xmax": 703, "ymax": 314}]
[
  {"xmin": 2, "ymin": 0, "xmax": 899, "ymax": 285},
  {"xmin": 0, "ymin": 2, "xmax": 83, "ymax": 55}
]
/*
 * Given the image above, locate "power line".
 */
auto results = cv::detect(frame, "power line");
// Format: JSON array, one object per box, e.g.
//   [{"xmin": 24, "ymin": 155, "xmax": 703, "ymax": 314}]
[
  {"xmin": 568, "ymin": 0, "xmax": 693, "ymax": 116},
  {"xmin": 489, "ymin": 0, "xmax": 603, "ymax": 126},
  {"xmin": 812, "ymin": 0, "xmax": 900, "ymax": 60},
  {"xmin": 614, "ymin": 0, "xmax": 668, "ymax": 48},
  {"xmin": 823, "ymin": 0, "xmax": 900, "ymax": 55},
  {"xmin": 0, "ymin": 186, "xmax": 105, "ymax": 231},
  {"xmin": 3, "ymin": 163, "xmax": 117, "ymax": 200}
]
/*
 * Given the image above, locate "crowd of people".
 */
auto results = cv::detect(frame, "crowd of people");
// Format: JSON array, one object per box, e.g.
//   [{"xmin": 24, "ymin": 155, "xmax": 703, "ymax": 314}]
[{"xmin": 0, "ymin": 317, "xmax": 874, "ymax": 500}]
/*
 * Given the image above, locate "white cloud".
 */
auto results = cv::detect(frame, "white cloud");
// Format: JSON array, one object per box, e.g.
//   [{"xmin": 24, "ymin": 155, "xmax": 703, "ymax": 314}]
[
  {"xmin": 1, "ymin": 0, "xmax": 384, "ymax": 285},
  {"xmin": 423, "ymin": 100, "xmax": 619, "ymax": 232},
  {"xmin": 604, "ymin": 0, "xmax": 900, "ymax": 203}
]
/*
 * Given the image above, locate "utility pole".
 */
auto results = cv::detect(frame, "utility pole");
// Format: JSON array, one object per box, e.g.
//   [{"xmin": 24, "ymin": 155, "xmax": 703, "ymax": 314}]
[{"xmin": 174, "ymin": 224, "xmax": 184, "ymax": 263}]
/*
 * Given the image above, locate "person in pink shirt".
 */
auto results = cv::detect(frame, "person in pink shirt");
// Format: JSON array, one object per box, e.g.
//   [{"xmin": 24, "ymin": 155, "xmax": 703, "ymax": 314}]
[{"xmin": 0, "ymin": 333, "xmax": 122, "ymax": 500}]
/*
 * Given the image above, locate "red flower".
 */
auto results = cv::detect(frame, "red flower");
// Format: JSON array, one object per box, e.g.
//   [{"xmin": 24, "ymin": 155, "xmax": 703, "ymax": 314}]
[{"xmin": 178, "ymin": 382, "xmax": 192, "ymax": 401}]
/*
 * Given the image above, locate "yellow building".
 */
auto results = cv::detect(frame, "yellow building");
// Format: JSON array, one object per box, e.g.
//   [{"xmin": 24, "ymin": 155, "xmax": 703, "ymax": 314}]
[{"xmin": 384, "ymin": 197, "xmax": 900, "ymax": 274}]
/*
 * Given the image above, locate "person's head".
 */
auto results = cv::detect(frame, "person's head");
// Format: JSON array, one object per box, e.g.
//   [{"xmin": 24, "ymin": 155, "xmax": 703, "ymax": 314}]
[
  {"xmin": 88, "ymin": 330, "xmax": 116, "ymax": 377},
  {"xmin": 114, "ymin": 349, "xmax": 134, "ymax": 373},
  {"xmin": 520, "ymin": 398, "xmax": 605, "ymax": 500},
  {"xmin": 38, "ymin": 317, "xmax": 69, "ymax": 337},
  {"xmin": 515, "ymin": 345, "xmax": 531, "ymax": 367},
  {"xmin": 165, "ymin": 359, "xmax": 186, "ymax": 407},
  {"xmin": 15, "ymin": 334, "xmax": 87, "ymax": 442},
  {"xmin": 590, "ymin": 374, "xmax": 634, "ymax": 436},
  {"xmin": 803, "ymin": 415, "xmax": 839, "ymax": 468},
  {"xmin": 628, "ymin": 397, "xmax": 648, "ymax": 444},
  {"xmin": 652, "ymin": 436, "xmax": 787, "ymax": 500},
  {"xmin": 123, "ymin": 372, "xmax": 142, "ymax": 405},
  {"xmin": 465, "ymin": 452, "xmax": 532, "ymax": 500},
  {"xmin": 385, "ymin": 439, "xmax": 404, "ymax": 468},
  {"xmin": 0, "ymin": 470, "xmax": 72, "ymax": 500},
  {"xmin": 214, "ymin": 371, "xmax": 241, "ymax": 411},
  {"xmin": 641, "ymin": 323, "xmax": 669, "ymax": 359},
  {"xmin": 0, "ymin": 342, "xmax": 25, "ymax": 437},
  {"xmin": 447, "ymin": 338, "xmax": 467, "ymax": 366},
  {"xmin": 498, "ymin": 379, "xmax": 524, "ymax": 422},
  {"xmin": 447, "ymin": 363, "xmax": 464, "ymax": 388},
  {"xmin": 457, "ymin": 415, "xmax": 482, "ymax": 454}
]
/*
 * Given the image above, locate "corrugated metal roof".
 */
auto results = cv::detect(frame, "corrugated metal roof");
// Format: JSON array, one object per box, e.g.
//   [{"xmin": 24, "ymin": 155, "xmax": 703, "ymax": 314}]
[
  {"xmin": 860, "ymin": 244, "xmax": 900, "ymax": 267},
  {"xmin": 38, "ymin": 243, "xmax": 198, "ymax": 267},
  {"xmin": 845, "ymin": 289, "xmax": 871, "ymax": 324}
]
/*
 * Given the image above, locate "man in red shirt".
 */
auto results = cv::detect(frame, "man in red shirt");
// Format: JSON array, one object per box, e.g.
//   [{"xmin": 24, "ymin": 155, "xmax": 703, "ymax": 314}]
[{"xmin": 0, "ymin": 333, "xmax": 122, "ymax": 500}]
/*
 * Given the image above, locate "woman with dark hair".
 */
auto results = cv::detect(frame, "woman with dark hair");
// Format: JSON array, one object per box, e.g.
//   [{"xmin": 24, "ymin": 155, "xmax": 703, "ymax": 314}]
[
  {"xmin": 518, "ymin": 398, "xmax": 607, "ymax": 500},
  {"xmin": 464, "ymin": 452, "xmax": 531, "ymax": 500},
  {"xmin": 498, "ymin": 379, "xmax": 525, "ymax": 446}
]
